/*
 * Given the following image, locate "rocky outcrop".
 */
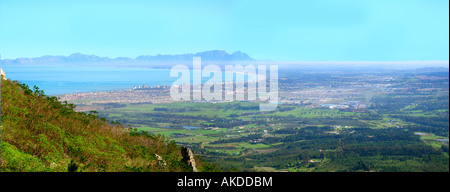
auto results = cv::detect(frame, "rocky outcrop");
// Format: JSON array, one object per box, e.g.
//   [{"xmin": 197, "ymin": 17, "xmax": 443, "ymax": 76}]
[
  {"xmin": 1, "ymin": 67, "xmax": 5, "ymax": 80},
  {"xmin": 181, "ymin": 146, "xmax": 198, "ymax": 172},
  {"xmin": 155, "ymin": 154, "xmax": 167, "ymax": 169}
]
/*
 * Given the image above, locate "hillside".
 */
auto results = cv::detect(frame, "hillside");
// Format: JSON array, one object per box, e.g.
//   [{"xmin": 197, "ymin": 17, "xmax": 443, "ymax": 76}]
[{"xmin": 0, "ymin": 78, "xmax": 217, "ymax": 172}]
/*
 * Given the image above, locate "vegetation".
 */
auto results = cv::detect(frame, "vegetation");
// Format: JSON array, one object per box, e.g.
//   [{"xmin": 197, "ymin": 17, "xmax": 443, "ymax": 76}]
[
  {"xmin": 95, "ymin": 70, "xmax": 449, "ymax": 172},
  {"xmin": 4, "ymin": 68, "xmax": 447, "ymax": 172},
  {"xmin": 0, "ymin": 78, "xmax": 218, "ymax": 172},
  {"xmin": 97, "ymin": 100, "xmax": 448, "ymax": 172}
]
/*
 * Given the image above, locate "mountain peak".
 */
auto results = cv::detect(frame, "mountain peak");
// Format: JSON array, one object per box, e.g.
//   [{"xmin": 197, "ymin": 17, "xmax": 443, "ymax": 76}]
[
  {"xmin": 137, "ymin": 50, "xmax": 254, "ymax": 61},
  {"xmin": 231, "ymin": 51, "xmax": 252, "ymax": 60}
]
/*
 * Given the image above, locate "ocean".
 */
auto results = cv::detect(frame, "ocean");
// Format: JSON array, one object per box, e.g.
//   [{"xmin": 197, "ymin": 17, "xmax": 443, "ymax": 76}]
[{"xmin": 1, "ymin": 66, "xmax": 242, "ymax": 95}]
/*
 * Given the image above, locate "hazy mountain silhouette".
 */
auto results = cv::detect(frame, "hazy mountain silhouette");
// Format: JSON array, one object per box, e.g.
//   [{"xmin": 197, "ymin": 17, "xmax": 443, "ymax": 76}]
[
  {"xmin": 136, "ymin": 50, "xmax": 253, "ymax": 61},
  {"xmin": 1, "ymin": 50, "xmax": 253, "ymax": 64}
]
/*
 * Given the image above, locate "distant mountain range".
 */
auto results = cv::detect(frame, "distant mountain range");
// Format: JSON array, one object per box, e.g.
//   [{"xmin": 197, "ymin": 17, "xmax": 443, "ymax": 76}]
[{"xmin": 1, "ymin": 50, "xmax": 254, "ymax": 64}]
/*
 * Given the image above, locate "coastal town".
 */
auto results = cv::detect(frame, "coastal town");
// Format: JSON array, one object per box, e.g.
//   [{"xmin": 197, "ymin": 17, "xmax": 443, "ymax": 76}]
[{"xmin": 59, "ymin": 70, "xmax": 448, "ymax": 114}]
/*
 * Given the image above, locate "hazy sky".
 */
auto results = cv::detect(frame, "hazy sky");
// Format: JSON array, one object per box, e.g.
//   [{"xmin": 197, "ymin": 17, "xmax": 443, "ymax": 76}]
[{"xmin": 0, "ymin": 0, "xmax": 448, "ymax": 61}]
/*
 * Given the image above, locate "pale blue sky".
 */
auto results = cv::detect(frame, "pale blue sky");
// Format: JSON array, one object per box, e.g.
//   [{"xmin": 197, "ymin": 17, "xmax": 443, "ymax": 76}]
[{"xmin": 0, "ymin": 0, "xmax": 448, "ymax": 61}]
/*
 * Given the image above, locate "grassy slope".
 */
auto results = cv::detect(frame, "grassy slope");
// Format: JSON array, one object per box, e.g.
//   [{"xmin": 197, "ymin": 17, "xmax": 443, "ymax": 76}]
[{"xmin": 1, "ymin": 78, "xmax": 215, "ymax": 172}]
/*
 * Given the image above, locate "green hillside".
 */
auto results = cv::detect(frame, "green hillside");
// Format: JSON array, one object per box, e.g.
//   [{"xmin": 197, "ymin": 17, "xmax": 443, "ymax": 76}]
[{"xmin": 0, "ymin": 78, "xmax": 217, "ymax": 172}]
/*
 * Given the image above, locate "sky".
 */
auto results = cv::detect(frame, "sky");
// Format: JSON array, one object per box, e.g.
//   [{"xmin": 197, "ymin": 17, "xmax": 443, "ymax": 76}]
[{"xmin": 0, "ymin": 0, "xmax": 448, "ymax": 61}]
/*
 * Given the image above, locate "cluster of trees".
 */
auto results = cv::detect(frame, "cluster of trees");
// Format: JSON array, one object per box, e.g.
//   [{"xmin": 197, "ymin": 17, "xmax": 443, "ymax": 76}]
[
  {"xmin": 100, "ymin": 103, "xmax": 127, "ymax": 109},
  {"xmin": 211, "ymin": 134, "xmax": 263, "ymax": 144},
  {"xmin": 370, "ymin": 96, "xmax": 424, "ymax": 112},
  {"xmin": 392, "ymin": 115, "xmax": 449, "ymax": 131},
  {"xmin": 206, "ymin": 125, "xmax": 449, "ymax": 172},
  {"xmin": 153, "ymin": 107, "xmax": 200, "ymax": 113}
]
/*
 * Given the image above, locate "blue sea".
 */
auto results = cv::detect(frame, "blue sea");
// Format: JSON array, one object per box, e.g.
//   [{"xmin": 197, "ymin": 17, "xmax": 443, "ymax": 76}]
[{"xmin": 2, "ymin": 66, "xmax": 239, "ymax": 95}]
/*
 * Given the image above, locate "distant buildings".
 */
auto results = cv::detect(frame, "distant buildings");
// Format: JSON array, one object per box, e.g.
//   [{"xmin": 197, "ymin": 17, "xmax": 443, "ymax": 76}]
[
  {"xmin": 133, "ymin": 84, "xmax": 167, "ymax": 90},
  {"xmin": 319, "ymin": 101, "xmax": 368, "ymax": 110}
]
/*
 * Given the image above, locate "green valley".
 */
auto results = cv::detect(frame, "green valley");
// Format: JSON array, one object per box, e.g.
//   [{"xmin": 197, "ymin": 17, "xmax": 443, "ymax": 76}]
[{"xmin": 92, "ymin": 69, "xmax": 449, "ymax": 172}]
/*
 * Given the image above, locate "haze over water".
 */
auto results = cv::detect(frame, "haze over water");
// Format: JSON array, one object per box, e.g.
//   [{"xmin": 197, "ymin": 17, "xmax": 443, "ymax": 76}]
[
  {"xmin": 1, "ymin": 65, "xmax": 243, "ymax": 95},
  {"xmin": 2, "ymin": 66, "xmax": 181, "ymax": 95}
]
